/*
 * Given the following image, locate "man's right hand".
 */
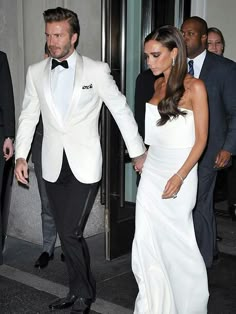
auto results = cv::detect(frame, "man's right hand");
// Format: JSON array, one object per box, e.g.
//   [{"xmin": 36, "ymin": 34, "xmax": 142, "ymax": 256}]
[
  {"xmin": 132, "ymin": 151, "xmax": 147, "ymax": 174},
  {"xmin": 15, "ymin": 158, "xmax": 29, "ymax": 185}
]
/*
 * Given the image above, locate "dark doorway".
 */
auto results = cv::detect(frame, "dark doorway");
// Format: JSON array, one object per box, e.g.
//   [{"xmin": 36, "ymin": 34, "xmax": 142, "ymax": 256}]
[{"xmin": 101, "ymin": 0, "xmax": 191, "ymax": 260}]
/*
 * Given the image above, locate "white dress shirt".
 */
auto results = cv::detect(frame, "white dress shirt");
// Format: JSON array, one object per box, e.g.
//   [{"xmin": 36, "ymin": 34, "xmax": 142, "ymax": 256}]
[
  {"xmin": 188, "ymin": 50, "xmax": 206, "ymax": 78},
  {"xmin": 50, "ymin": 50, "xmax": 76, "ymax": 119}
]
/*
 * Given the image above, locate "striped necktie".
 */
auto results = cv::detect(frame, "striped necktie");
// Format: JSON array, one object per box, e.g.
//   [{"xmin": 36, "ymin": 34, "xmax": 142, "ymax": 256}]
[{"xmin": 188, "ymin": 60, "xmax": 194, "ymax": 76}]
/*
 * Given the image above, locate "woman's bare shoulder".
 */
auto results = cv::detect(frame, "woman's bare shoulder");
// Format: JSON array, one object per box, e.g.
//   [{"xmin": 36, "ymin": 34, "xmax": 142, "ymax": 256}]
[{"xmin": 184, "ymin": 75, "xmax": 206, "ymax": 93}]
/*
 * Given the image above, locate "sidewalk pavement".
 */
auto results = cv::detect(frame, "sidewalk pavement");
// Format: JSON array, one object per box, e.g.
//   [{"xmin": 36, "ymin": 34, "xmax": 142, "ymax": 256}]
[{"xmin": 0, "ymin": 205, "xmax": 236, "ymax": 313}]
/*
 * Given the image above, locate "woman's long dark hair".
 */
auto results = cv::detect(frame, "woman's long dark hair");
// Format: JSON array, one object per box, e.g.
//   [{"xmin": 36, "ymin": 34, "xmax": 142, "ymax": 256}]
[{"xmin": 145, "ymin": 25, "xmax": 187, "ymax": 125}]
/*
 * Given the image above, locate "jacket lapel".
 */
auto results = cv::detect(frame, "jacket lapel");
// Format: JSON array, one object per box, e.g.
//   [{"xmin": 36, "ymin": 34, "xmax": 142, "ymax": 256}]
[
  {"xmin": 199, "ymin": 52, "xmax": 213, "ymax": 82},
  {"xmin": 64, "ymin": 52, "xmax": 84, "ymax": 122},
  {"xmin": 43, "ymin": 58, "xmax": 64, "ymax": 127}
]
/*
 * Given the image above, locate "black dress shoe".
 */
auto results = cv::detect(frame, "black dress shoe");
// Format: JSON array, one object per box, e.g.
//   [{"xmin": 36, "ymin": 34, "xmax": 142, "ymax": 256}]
[
  {"xmin": 49, "ymin": 294, "xmax": 78, "ymax": 310},
  {"xmin": 34, "ymin": 252, "xmax": 54, "ymax": 269},
  {"xmin": 70, "ymin": 298, "xmax": 92, "ymax": 313}
]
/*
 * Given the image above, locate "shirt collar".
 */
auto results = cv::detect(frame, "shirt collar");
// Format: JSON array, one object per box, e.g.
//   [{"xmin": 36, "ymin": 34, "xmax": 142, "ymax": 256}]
[
  {"xmin": 66, "ymin": 50, "xmax": 77, "ymax": 69},
  {"xmin": 188, "ymin": 50, "xmax": 206, "ymax": 68},
  {"xmin": 188, "ymin": 50, "xmax": 206, "ymax": 78}
]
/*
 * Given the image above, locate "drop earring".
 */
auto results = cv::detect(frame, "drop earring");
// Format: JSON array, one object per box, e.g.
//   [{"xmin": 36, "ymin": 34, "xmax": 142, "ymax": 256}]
[{"xmin": 172, "ymin": 57, "xmax": 175, "ymax": 67}]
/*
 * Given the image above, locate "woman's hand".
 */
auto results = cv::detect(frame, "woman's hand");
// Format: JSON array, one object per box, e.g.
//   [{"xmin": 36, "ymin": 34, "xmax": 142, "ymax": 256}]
[{"xmin": 162, "ymin": 173, "xmax": 183, "ymax": 199}]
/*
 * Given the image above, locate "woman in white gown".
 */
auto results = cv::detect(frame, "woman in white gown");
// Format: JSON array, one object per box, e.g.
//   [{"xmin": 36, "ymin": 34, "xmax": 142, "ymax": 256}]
[{"xmin": 132, "ymin": 26, "xmax": 209, "ymax": 314}]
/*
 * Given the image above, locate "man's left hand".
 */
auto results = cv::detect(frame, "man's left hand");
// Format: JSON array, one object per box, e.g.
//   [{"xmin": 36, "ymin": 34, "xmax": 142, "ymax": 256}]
[
  {"xmin": 3, "ymin": 138, "xmax": 14, "ymax": 161},
  {"xmin": 214, "ymin": 149, "xmax": 231, "ymax": 168}
]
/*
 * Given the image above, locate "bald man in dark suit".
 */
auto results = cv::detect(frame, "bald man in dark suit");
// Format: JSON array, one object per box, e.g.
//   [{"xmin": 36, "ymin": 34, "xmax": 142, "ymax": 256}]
[{"xmin": 181, "ymin": 17, "xmax": 236, "ymax": 268}]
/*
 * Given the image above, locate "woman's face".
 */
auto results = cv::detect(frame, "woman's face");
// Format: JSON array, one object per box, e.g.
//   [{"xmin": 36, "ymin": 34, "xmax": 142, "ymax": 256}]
[
  {"xmin": 144, "ymin": 40, "xmax": 176, "ymax": 76},
  {"xmin": 207, "ymin": 32, "xmax": 224, "ymax": 56}
]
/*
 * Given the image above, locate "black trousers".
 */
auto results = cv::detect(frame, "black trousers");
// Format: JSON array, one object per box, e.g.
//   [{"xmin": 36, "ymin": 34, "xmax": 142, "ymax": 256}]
[
  {"xmin": 214, "ymin": 157, "xmax": 236, "ymax": 207},
  {"xmin": 45, "ymin": 152, "xmax": 99, "ymax": 299}
]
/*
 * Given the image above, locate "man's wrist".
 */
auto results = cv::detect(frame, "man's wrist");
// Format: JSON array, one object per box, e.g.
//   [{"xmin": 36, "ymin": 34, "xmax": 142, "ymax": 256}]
[{"xmin": 132, "ymin": 151, "xmax": 147, "ymax": 163}]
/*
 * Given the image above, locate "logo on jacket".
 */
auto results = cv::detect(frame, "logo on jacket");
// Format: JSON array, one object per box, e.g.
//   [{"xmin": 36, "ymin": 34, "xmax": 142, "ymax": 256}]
[{"xmin": 82, "ymin": 84, "xmax": 93, "ymax": 89}]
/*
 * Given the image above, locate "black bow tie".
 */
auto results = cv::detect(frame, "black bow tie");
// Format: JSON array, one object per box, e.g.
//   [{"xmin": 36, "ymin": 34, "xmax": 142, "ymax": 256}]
[{"xmin": 51, "ymin": 59, "xmax": 69, "ymax": 70}]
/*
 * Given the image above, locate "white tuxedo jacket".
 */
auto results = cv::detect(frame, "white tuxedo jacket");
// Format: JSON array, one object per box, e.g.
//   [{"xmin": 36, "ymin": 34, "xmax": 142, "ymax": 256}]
[{"xmin": 15, "ymin": 51, "xmax": 145, "ymax": 183}]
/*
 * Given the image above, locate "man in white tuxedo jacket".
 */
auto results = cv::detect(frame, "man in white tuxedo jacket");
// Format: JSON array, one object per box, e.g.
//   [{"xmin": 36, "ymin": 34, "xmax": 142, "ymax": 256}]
[{"xmin": 15, "ymin": 7, "xmax": 146, "ymax": 314}]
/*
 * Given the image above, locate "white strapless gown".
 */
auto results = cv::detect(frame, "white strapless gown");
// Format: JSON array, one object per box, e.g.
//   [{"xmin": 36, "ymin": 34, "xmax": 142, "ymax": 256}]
[{"xmin": 132, "ymin": 103, "xmax": 209, "ymax": 314}]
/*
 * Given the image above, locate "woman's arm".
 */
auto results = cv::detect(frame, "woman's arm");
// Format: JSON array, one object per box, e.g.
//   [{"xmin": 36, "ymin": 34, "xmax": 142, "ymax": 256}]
[{"xmin": 162, "ymin": 78, "xmax": 208, "ymax": 198}]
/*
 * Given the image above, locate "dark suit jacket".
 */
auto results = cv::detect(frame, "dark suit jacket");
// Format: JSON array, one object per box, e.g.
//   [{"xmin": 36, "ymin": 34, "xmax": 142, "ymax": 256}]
[
  {"xmin": 0, "ymin": 51, "xmax": 15, "ymax": 174},
  {"xmin": 199, "ymin": 51, "xmax": 236, "ymax": 168},
  {"xmin": 0, "ymin": 51, "xmax": 15, "ymax": 263},
  {"xmin": 0, "ymin": 51, "xmax": 15, "ymax": 139}
]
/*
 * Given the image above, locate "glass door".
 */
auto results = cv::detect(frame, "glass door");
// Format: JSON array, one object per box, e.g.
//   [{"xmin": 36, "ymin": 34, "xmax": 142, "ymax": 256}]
[{"xmin": 101, "ymin": 0, "xmax": 191, "ymax": 260}]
